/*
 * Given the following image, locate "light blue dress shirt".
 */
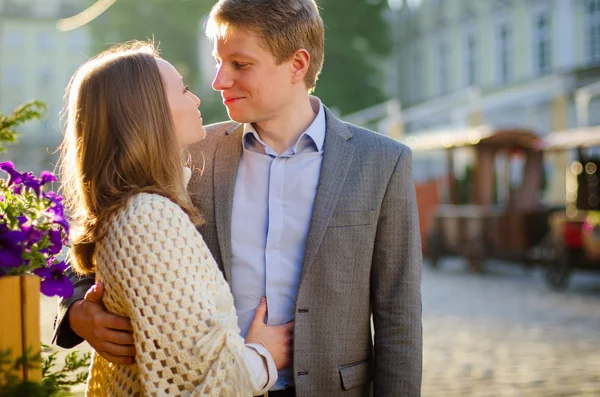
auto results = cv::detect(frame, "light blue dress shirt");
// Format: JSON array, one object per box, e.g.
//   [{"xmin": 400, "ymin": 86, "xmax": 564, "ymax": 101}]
[{"xmin": 231, "ymin": 98, "xmax": 326, "ymax": 390}]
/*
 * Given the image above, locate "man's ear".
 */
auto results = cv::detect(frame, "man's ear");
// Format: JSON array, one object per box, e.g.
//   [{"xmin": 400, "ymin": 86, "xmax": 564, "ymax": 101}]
[{"xmin": 290, "ymin": 49, "xmax": 310, "ymax": 84}]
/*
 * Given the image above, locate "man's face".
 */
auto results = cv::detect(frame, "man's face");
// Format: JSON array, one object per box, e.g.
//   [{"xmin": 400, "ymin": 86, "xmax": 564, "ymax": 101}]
[{"xmin": 212, "ymin": 28, "xmax": 296, "ymax": 124}]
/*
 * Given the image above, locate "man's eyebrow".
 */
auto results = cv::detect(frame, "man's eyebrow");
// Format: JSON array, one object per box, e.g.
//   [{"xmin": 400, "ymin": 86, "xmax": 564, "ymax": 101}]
[{"xmin": 211, "ymin": 51, "xmax": 257, "ymax": 61}]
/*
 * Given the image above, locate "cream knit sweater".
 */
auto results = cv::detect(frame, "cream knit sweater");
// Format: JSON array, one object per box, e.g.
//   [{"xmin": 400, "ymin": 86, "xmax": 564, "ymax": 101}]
[{"xmin": 85, "ymin": 193, "xmax": 252, "ymax": 396}]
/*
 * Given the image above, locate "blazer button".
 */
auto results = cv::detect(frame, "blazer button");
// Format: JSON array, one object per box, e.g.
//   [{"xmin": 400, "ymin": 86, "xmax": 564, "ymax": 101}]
[{"xmin": 297, "ymin": 308, "xmax": 308, "ymax": 313}]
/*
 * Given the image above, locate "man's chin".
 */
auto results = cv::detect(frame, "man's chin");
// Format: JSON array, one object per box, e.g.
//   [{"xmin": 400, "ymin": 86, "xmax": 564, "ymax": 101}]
[{"xmin": 226, "ymin": 109, "xmax": 254, "ymax": 124}]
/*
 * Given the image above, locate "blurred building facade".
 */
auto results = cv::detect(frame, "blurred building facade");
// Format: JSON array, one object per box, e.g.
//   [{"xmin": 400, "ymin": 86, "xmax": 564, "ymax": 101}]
[
  {"xmin": 391, "ymin": 0, "xmax": 600, "ymax": 134},
  {"xmin": 387, "ymin": 0, "xmax": 600, "ymax": 206},
  {"xmin": 0, "ymin": 0, "xmax": 91, "ymax": 173}
]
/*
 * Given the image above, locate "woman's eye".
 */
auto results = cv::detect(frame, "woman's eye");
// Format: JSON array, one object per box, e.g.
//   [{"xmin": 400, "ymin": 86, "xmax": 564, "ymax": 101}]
[{"xmin": 184, "ymin": 85, "xmax": 190, "ymax": 92}]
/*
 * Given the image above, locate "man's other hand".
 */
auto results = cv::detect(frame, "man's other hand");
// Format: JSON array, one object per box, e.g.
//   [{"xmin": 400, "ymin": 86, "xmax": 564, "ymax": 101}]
[
  {"xmin": 69, "ymin": 281, "xmax": 135, "ymax": 365},
  {"xmin": 246, "ymin": 297, "xmax": 294, "ymax": 370}
]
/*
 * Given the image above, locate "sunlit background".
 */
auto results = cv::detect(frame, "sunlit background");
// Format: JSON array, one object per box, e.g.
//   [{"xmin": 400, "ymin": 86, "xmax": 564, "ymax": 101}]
[{"xmin": 1, "ymin": 0, "xmax": 599, "ymax": 396}]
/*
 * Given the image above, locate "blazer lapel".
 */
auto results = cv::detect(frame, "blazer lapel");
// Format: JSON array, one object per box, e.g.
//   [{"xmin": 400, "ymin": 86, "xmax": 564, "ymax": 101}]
[
  {"xmin": 300, "ymin": 109, "xmax": 355, "ymax": 284},
  {"xmin": 214, "ymin": 124, "xmax": 243, "ymax": 282}
]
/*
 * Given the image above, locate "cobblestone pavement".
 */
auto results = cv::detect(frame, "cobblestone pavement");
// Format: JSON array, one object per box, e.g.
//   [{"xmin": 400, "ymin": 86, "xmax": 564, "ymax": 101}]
[
  {"xmin": 422, "ymin": 258, "xmax": 600, "ymax": 397},
  {"xmin": 41, "ymin": 258, "xmax": 600, "ymax": 396}
]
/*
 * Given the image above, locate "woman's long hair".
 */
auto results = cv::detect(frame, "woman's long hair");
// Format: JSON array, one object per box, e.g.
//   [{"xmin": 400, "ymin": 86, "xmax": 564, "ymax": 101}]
[{"xmin": 59, "ymin": 41, "xmax": 201, "ymax": 275}]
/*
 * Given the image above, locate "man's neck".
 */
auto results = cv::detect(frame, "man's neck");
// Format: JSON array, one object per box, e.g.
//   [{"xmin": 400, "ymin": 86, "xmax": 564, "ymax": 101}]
[{"xmin": 252, "ymin": 96, "xmax": 318, "ymax": 155}]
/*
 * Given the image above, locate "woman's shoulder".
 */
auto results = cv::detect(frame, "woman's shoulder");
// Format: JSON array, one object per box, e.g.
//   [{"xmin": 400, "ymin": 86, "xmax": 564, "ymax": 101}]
[{"xmin": 116, "ymin": 193, "xmax": 189, "ymax": 226}]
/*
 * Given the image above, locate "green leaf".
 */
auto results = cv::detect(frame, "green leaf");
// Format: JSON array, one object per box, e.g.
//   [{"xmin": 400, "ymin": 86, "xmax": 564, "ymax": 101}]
[{"xmin": 0, "ymin": 101, "xmax": 47, "ymax": 152}]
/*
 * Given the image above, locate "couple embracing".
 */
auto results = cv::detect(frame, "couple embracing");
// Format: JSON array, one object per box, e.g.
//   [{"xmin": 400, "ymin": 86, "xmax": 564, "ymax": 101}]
[{"xmin": 53, "ymin": 0, "xmax": 423, "ymax": 396}]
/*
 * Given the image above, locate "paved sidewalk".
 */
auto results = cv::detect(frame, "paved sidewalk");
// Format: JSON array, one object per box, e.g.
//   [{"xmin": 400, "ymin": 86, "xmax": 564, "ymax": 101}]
[{"xmin": 422, "ymin": 258, "xmax": 600, "ymax": 397}]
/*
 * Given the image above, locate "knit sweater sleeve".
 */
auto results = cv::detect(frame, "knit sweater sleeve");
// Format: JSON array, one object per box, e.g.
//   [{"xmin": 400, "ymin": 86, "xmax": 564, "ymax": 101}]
[{"xmin": 98, "ymin": 194, "xmax": 252, "ymax": 396}]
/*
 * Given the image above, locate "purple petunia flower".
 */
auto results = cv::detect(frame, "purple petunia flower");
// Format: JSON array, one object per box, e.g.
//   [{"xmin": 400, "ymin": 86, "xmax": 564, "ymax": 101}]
[
  {"xmin": 0, "ymin": 247, "xmax": 23, "ymax": 268},
  {"xmin": 47, "ymin": 229, "xmax": 63, "ymax": 255},
  {"xmin": 0, "ymin": 226, "xmax": 27, "ymax": 247},
  {"xmin": 34, "ymin": 261, "xmax": 73, "ymax": 298},
  {"xmin": 43, "ymin": 191, "xmax": 63, "ymax": 205},
  {"xmin": 16, "ymin": 216, "xmax": 42, "ymax": 246},
  {"xmin": 0, "ymin": 226, "xmax": 26, "ymax": 268},
  {"xmin": 20, "ymin": 172, "xmax": 42, "ymax": 196},
  {"xmin": 0, "ymin": 161, "xmax": 23, "ymax": 186},
  {"xmin": 1, "ymin": 163, "xmax": 74, "ymax": 296},
  {"xmin": 47, "ymin": 205, "xmax": 69, "ymax": 234},
  {"xmin": 40, "ymin": 171, "xmax": 57, "ymax": 186}
]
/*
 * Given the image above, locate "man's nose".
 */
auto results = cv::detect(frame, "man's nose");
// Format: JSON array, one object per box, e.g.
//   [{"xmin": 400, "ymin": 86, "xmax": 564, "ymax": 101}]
[{"xmin": 212, "ymin": 66, "xmax": 233, "ymax": 91}]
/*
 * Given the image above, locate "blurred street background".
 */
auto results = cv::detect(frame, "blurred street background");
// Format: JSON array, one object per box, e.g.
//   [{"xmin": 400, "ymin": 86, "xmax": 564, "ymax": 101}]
[{"xmin": 2, "ymin": 0, "xmax": 600, "ymax": 395}]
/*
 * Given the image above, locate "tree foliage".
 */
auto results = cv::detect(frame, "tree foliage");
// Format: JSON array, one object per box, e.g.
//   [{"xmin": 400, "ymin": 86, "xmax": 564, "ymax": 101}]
[
  {"xmin": 0, "ymin": 101, "xmax": 47, "ymax": 153},
  {"xmin": 0, "ymin": 346, "xmax": 90, "ymax": 397},
  {"xmin": 314, "ymin": 0, "xmax": 392, "ymax": 114},
  {"xmin": 88, "ymin": 0, "xmax": 211, "ymax": 85}
]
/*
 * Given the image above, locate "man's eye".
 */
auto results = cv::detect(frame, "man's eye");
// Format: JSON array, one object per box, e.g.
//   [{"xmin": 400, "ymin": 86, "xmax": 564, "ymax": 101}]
[{"xmin": 234, "ymin": 62, "xmax": 249, "ymax": 69}]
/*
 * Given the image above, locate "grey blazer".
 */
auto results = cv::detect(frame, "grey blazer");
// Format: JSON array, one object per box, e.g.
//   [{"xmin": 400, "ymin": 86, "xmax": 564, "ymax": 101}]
[{"xmin": 53, "ymin": 107, "xmax": 422, "ymax": 397}]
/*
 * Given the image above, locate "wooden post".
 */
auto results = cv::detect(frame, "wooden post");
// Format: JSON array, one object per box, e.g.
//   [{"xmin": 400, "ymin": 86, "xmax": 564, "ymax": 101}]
[
  {"xmin": 0, "ymin": 275, "xmax": 41, "ymax": 383},
  {"xmin": 0, "ymin": 276, "xmax": 22, "ymax": 381},
  {"xmin": 21, "ymin": 275, "xmax": 41, "ymax": 382},
  {"xmin": 447, "ymin": 148, "xmax": 456, "ymax": 205}
]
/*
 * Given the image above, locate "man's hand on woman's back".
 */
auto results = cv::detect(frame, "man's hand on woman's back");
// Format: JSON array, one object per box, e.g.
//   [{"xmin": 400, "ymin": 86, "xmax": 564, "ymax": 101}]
[{"xmin": 68, "ymin": 281, "xmax": 136, "ymax": 365}]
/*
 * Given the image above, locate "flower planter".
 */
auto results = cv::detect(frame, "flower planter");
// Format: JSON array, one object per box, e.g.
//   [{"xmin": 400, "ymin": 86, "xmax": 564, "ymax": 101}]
[{"xmin": 0, "ymin": 274, "xmax": 41, "ymax": 382}]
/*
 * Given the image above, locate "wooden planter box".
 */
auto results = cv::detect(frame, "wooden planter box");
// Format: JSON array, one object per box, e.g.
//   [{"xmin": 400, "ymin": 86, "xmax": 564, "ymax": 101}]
[{"xmin": 0, "ymin": 275, "xmax": 41, "ymax": 382}]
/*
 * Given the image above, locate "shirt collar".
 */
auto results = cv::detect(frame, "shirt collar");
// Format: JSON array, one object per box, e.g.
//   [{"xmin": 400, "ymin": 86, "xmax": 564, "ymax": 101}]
[{"xmin": 242, "ymin": 96, "xmax": 326, "ymax": 155}]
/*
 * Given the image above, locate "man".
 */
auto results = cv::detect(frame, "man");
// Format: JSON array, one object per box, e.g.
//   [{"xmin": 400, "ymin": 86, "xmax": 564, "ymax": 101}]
[{"xmin": 54, "ymin": 0, "xmax": 422, "ymax": 396}]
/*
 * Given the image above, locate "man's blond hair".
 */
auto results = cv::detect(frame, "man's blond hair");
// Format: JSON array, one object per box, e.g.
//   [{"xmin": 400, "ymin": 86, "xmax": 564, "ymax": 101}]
[{"xmin": 206, "ymin": 0, "xmax": 324, "ymax": 92}]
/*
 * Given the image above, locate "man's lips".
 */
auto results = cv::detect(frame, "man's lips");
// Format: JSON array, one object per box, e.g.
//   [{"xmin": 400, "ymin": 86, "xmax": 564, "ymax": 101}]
[{"xmin": 223, "ymin": 96, "xmax": 244, "ymax": 105}]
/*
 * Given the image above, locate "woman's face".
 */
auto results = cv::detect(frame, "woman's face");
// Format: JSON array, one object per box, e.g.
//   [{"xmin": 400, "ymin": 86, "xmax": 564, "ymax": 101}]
[{"xmin": 156, "ymin": 58, "xmax": 206, "ymax": 148}]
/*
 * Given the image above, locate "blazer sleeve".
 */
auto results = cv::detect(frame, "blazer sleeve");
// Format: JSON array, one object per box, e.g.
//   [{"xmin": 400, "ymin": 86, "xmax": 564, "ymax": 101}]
[
  {"xmin": 102, "ymin": 197, "xmax": 253, "ymax": 396},
  {"xmin": 52, "ymin": 268, "xmax": 95, "ymax": 348},
  {"xmin": 371, "ymin": 146, "xmax": 423, "ymax": 396}
]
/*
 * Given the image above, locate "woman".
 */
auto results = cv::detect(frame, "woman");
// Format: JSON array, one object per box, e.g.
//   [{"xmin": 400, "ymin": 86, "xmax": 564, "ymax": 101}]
[{"xmin": 59, "ymin": 41, "xmax": 276, "ymax": 396}]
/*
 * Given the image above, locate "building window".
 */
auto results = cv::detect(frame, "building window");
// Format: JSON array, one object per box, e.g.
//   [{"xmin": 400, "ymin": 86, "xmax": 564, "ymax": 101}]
[
  {"xmin": 37, "ymin": 67, "xmax": 53, "ymax": 90},
  {"xmin": 532, "ymin": 10, "xmax": 551, "ymax": 75},
  {"xmin": 4, "ymin": 31, "xmax": 23, "ymax": 49},
  {"xmin": 36, "ymin": 32, "xmax": 54, "ymax": 52},
  {"xmin": 437, "ymin": 39, "xmax": 449, "ymax": 95},
  {"xmin": 5, "ymin": 65, "xmax": 23, "ymax": 88},
  {"xmin": 495, "ymin": 22, "xmax": 512, "ymax": 85},
  {"xmin": 68, "ymin": 30, "xmax": 88, "ymax": 52},
  {"xmin": 587, "ymin": 0, "xmax": 600, "ymax": 62},
  {"xmin": 409, "ymin": 46, "xmax": 422, "ymax": 103},
  {"xmin": 464, "ymin": 32, "xmax": 477, "ymax": 87}
]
